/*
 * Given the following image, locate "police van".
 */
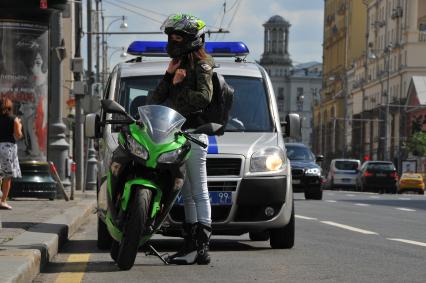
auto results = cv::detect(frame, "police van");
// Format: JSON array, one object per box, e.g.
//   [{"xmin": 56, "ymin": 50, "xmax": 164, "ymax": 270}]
[{"xmin": 92, "ymin": 41, "xmax": 301, "ymax": 249}]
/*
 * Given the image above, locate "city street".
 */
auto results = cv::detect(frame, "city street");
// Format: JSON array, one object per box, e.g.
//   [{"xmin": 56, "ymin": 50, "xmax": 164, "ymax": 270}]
[{"xmin": 34, "ymin": 190, "xmax": 426, "ymax": 283}]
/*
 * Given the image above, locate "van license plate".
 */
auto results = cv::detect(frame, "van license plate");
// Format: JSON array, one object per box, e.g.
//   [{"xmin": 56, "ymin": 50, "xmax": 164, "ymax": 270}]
[{"xmin": 175, "ymin": 192, "xmax": 232, "ymax": 206}]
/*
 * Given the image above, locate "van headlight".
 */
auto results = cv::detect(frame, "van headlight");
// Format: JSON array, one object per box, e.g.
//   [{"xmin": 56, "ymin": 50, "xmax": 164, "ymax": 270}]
[
  {"xmin": 127, "ymin": 134, "xmax": 149, "ymax": 160},
  {"xmin": 305, "ymin": 168, "xmax": 321, "ymax": 175},
  {"xmin": 250, "ymin": 147, "xmax": 285, "ymax": 172}
]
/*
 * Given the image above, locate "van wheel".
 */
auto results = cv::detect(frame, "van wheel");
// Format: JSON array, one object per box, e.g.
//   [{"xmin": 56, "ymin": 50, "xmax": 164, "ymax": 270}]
[
  {"xmin": 97, "ymin": 218, "xmax": 113, "ymax": 250},
  {"xmin": 249, "ymin": 231, "xmax": 270, "ymax": 241},
  {"xmin": 270, "ymin": 204, "xmax": 294, "ymax": 249}
]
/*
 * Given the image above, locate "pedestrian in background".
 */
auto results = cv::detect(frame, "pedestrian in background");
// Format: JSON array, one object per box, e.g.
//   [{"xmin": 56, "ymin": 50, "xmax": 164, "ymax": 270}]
[
  {"xmin": 0, "ymin": 97, "xmax": 23, "ymax": 210},
  {"xmin": 147, "ymin": 13, "xmax": 214, "ymax": 265}
]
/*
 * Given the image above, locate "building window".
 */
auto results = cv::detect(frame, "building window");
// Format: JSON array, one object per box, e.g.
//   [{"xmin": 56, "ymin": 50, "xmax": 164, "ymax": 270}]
[
  {"xmin": 278, "ymin": 88, "xmax": 284, "ymax": 113},
  {"xmin": 278, "ymin": 88, "xmax": 284, "ymax": 100},
  {"xmin": 297, "ymin": 87, "xmax": 304, "ymax": 111}
]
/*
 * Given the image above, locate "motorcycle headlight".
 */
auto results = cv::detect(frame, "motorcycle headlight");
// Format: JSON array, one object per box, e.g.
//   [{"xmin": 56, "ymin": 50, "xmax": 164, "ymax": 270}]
[
  {"xmin": 305, "ymin": 168, "xmax": 321, "ymax": 175},
  {"xmin": 158, "ymin": 148, "xmax": 186, "ymax": 164},
  {"xmin": 250, "ymin": 147, "xmax": 285, "ymax": 172},
  {"xmin": 126, "ymin": 134, "xmax": 149, "ymax": 160}
]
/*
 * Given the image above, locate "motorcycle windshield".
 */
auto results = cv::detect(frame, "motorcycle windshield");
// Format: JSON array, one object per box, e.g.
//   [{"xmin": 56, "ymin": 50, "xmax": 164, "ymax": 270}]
[{"xmin": 137, "ymin": 105, "xmax": 186, "ymax": 144}]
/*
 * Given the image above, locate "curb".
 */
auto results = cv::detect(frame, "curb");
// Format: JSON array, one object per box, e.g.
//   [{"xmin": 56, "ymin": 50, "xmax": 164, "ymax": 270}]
[{"xmin": 0, "ymin": 197, "xmax": 96, "ymax": 283}]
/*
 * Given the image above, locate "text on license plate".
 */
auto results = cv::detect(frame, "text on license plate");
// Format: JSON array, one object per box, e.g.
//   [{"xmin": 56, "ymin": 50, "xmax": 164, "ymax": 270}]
[{"xmin": 176, "ymin": 191, "xmax": 232, "ymax": 206}]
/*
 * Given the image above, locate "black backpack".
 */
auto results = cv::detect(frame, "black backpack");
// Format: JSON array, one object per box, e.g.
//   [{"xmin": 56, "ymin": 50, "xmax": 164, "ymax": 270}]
[{"xmin": 201, "ymin": 72, "xmax": 234, "ymax": 135}]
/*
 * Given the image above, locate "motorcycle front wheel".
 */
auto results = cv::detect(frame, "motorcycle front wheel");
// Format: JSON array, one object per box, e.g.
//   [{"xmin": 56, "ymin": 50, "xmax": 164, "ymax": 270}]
[{"xmin": 116, "ymin": 188, "xmax": 152, "ymax": 270}]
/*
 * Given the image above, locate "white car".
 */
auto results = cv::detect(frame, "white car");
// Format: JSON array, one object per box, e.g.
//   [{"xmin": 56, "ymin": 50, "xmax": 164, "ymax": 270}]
[
  {"xmin": 93, "ymin": 41, "xmax": 301, "ymax": 249},
  {"xmin": 327, "ymin": 159, "xmax": 361, "ymax": 190}
]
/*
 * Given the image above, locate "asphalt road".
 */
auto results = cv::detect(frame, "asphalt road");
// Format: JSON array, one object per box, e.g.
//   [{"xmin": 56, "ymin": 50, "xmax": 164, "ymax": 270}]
[{"xmin": 34, "ymin": 190, "xmax": 426, "ymax": 283}]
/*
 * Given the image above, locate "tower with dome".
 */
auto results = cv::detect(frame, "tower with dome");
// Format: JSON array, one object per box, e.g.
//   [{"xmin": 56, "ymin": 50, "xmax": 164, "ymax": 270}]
[{"xmin": 260, "ymin": 15, "xmax": 322, "ymax": 148}]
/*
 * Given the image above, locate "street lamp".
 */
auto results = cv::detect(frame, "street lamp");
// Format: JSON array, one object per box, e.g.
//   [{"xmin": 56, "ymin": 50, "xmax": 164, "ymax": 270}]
[
  {"xmin": 101, "ymin": 15, "xmax": 128, "ymax": 84},
  {"xmin": 105, "ymin": 15, "xmax": 128, "ymax": 32},
  {"xmin": 107, "ymin": 46, "xmax": 127, "ymax": 72},
  {"xmin": 312, "ymin": 88, "xmax": 322, "ymax": 153},
  {"xmin": 328, "ymin": 73, "xmax": 348, "ymax": 157},
  {"xmin": 369, "ymin": 43, "xmax": 393, "ymax": 160}
]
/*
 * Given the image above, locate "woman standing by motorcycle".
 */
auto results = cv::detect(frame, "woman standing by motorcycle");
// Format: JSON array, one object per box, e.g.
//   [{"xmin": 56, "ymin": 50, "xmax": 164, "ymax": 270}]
[{"xmin": 147, "ymin": 13, "xmax": 214, "ymax": 265}]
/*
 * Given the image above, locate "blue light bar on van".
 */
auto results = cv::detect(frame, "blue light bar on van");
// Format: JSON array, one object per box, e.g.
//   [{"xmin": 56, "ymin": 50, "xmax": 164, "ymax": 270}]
[{"xmin": 127, "ymin": 41, "xmax": 249, "ymax": 57}]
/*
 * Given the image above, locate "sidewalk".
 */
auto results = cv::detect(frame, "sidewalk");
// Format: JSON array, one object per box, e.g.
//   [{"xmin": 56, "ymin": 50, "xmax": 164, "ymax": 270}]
[{"xmin": 0, "ymin": 190, "xmax": 96, "ymax": 283}]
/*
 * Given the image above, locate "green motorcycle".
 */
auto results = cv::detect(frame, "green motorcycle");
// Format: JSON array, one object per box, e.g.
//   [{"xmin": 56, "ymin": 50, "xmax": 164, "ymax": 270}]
[{"xmin": 87, "ymin": 100, "xmax": 220, "ymax": 270}]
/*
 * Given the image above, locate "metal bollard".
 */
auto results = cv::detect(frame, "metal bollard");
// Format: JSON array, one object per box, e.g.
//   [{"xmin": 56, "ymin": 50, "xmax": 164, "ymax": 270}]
[
  {"xmin": 49, "ymin": 162, "xmax": 70, "ymax": 201},
  {"xmin": 70, "ymin": 162, "xmax": 76, "ymax": 200}
]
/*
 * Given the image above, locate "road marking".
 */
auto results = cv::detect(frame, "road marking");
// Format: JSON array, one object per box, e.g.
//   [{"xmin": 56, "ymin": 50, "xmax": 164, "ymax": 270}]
[
  {"xmin": 369, "ymin": 196, "xmax": 380, "ymax": 199},
  {"xmin": 320, "ymin": 221, "xmax": 379, "ymax": 235},
  {"xmin": 346, "ymin": 194, "xmax": 355, "ymax": 197},
  {"xmin": 387, "ymin": 238, "xmax": 426, "ymax": 247},
  {"xmin": 397, "ymin": 197, "xmax": 410, "ymax": 200},
  {"xmin": 395, "ymin": 207, "xmax": 416, "ymax": 212},
  {"xmin": 354, "ymin": 203, "xmax": 370, "ymax": 206},
  {"xmin": 295, "ymin": 215, "xmax": 318, "ymax": 220},
  {"xmin": 54, "ymin": 253, "xmax": 90, "ymax": 283},
  {"xmin": 325, "ymin": 200, "xmax": 337, "ymax": 203}
]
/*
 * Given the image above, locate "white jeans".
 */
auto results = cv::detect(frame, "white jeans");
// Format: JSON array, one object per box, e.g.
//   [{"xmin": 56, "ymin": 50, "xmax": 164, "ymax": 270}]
[{"xmin": 181, "ymin": 134, "xmax": 211, "ymax": 225}]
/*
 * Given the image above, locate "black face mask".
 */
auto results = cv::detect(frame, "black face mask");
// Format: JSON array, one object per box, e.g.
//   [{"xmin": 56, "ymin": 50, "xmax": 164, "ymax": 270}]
[{"xmin": 166, "ymin": 40, "xmax": 187, "ymax": 59}]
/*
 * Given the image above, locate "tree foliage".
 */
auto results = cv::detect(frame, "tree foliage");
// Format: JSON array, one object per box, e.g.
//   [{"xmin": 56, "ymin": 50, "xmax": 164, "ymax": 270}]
[{"xmin": 407, "ymin": 131, "xmax": 426, "ymax": 156}]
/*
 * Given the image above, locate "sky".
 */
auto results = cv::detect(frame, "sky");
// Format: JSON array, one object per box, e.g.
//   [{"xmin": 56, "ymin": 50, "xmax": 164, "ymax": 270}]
[{"xmin": 83, "ymin": 0, "xmax": 324, "ymax": 68}]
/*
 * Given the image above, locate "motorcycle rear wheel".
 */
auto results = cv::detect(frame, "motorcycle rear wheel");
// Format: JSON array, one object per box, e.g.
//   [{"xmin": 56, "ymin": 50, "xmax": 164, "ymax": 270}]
[{"xmin": 116, "ymin": 188, "xmax": 152, "ymax": 270}]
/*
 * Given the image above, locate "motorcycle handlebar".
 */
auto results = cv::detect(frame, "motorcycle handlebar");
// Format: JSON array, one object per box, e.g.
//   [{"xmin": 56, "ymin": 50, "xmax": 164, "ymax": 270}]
[{"xmin": 180, "ymin": 132, "xmax": 208, "ymax": 149}]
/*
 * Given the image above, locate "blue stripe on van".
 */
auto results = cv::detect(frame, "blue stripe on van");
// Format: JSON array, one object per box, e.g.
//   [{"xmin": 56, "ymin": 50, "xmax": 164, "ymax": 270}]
[{"xmin": 207, "ymin": 136, "xmax": 218, "ymax": 154}]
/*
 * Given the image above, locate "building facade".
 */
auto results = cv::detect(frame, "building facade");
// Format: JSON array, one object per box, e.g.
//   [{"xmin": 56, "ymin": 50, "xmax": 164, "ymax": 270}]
[
  {"xmin": 260, "ymin": 15, "xmax": 322, "ymax": 148},
  {"xmin": 285, "ymin": 62, "xmax": 323, "ymax": 147},
  {"xmin": 314, "ymin": 0, "xmax": 367, "ymax": 165},
  {"xmin": 350, "ymin": 0, "xmax": 426, "ymax": 170}
]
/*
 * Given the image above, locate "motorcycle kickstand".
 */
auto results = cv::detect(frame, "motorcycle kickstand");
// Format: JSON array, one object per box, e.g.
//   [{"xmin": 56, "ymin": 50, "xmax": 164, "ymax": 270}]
[{"xmin": 146, "ymin": 244, "xmax": 169, "ymax": 265}]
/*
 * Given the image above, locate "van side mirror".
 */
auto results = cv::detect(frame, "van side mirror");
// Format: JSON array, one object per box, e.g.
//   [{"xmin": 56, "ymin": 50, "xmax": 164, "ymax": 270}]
[
  {"xmin": 282, "ymin": 113, "xmax": 301, "ymax": 138},
  {"xmin": 85, "ymin": 113, "xmax": 102, "ymax": 139},
  {"xmin": 316, "ymin": 155, "xmax": 324, "ymax": 162}
]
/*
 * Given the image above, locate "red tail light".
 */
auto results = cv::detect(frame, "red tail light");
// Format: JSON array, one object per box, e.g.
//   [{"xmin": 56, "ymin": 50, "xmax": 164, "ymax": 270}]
[
  {"xmin": 390, "ymin": 172, "xmax": 398, "ymax": 180},
  {"xmin": 364, "ymin": 171, "xmax": 373, "ymax": 177}
]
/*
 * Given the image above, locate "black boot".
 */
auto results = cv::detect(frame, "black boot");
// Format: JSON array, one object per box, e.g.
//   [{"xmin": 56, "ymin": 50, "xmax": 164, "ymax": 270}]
[
  {"xmin": 195, "ymin": 223, "xmax": 212, "ymax": 265},
  {"xmin": 167, "ymin": 222, "xmax": 197, "ymax": 264}
]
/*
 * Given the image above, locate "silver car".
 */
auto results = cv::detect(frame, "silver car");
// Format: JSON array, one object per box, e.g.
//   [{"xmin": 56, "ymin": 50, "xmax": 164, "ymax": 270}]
[{"xmin": 94, "ymin": 42, "xmax": 301, "ymax": 249}]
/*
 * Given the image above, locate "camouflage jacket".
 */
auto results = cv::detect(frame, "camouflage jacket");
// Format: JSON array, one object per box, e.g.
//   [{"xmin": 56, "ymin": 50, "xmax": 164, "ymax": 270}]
[{"xmin": 147, "ymin": 55, "xmax": 215, "ymax": 119}]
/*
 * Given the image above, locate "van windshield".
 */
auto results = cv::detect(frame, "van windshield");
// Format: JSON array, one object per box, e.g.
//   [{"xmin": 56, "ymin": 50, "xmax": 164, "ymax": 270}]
[
  {"xmin": 335, "ymin": 161, "xmax": 359, "ymax": 170},
  {"xmin": 119, "ymin": 75, "xmax": 273, "ymax": 133}
]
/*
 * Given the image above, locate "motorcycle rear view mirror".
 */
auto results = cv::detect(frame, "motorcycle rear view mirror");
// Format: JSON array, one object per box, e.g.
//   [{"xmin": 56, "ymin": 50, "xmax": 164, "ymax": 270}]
[
  {"xmin": 101, "ymin": 99, "xmax": 127, "ymax": 115},
  {"xmin": 191, "ymin": 123, "xmax": 223, "ymax": 135},
  {"xmin": 101, "ymin": 99, "xmax": 135, "ymax": 124}
]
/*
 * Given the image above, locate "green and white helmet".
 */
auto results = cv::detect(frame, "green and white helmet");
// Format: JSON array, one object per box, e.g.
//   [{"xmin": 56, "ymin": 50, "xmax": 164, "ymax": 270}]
[{"xmin": 161, "ymin": 13, "xmax": 206, "ymax": 38}]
